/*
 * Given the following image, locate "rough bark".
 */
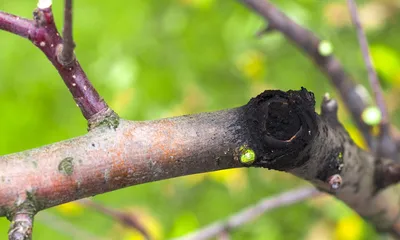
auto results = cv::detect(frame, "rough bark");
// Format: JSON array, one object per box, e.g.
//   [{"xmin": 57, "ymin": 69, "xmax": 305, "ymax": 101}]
[{"xmin": 1, "ymin": 88, "xmax": 399, "ymax": 234}]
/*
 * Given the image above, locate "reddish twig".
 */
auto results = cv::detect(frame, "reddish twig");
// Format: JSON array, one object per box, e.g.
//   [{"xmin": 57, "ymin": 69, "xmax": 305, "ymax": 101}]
[
  {"xmin": 79, "ymin": 199, "xmax": 150, "ymax": 240},
  {"xmin": 0, "ymin": 12, "xmax": 35, "ymax": 38},
  {"xmin": 58, "ymin": 0, "xmax": 75, "ymax": 66},
  {"xmin": 239, "ymin": 0, "xmax": 374, "ymax": 147},
  {"xmin": 174, "ymin": 188, "xmax": 320, "ymax": 240},
  {"xmin": 0, "ymin": 3, "xmax": 115, "ymax": 127},
  {"xmin": 346, "ymin": 0, "xmax": 397, "ymax": 160}
]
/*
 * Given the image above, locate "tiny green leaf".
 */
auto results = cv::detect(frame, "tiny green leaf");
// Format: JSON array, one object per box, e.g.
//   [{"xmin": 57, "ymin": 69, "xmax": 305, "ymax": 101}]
[
  {"xmin": 362, "ymin": 106, "xmax": 382, "ymax": 126},
  {"xmin": 318, "ymin": 40, "xmax": 333, "ymax": 56},
  {"xmin": 240, "ymin": 148, "xmax": 256, "ymax": 165}
]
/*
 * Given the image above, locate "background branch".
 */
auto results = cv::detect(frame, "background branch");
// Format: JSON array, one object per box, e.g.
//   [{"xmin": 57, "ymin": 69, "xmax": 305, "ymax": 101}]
[
  {"xmin": 79, "ymin": 199, "xmax": 150, "ymax": 239},
  {"xmin": 174, "ymin": 187, "xmax": 319, "ymax": 240},
  {"xmin": 346, "ymin": 0, "xmax": 397, "ymax": 160},
  {"xmin": 36, "ymin": 212, "xmax": 104, "ymax": 240}
]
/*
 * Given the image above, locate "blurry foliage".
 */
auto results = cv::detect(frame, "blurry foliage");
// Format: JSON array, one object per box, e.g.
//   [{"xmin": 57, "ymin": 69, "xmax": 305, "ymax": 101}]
[{"xmin": 0, "ymin": 0, "xmax": 399, "ymax": 239}]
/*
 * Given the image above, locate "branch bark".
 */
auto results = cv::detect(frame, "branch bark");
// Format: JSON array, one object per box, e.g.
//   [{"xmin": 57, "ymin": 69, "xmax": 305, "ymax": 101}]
[
  {"xmin": 0, "ymin": 89, "xmax": 399, "ymax": 236},
  {"xmin": 239, "ymin": 0, "xmax": 374, "ymax": 148},
  {"xmin": 2, "ymin": 0, "xmax": 400, "ymax": 238},
  {"xmin": 58, "ymin": 0, "xmax": 75, "ymax": 67}
]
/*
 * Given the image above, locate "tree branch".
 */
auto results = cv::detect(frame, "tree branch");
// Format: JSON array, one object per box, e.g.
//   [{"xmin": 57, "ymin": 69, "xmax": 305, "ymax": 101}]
[
  {"xmin": 0, "ymin": 88, "xmax": 399, "ymax": 235},
  {"xmin": 36, "ymin": 212, "xmax": 103, "ymax": 240},
  {"xmin": 0, "ymin": 12, "xmax": 35, "ymax": 38},
  {"xmin": 2, "ymin": 1, "xmax": 400, "ymax": 238},
  {"xmin": 79, "ymin": 199, "xmax": 150, "ymax": 239},
  {"xmin": 0, "ymin": 3, "xmax": 116, "ymax": 127},
  {"xmin": 8, "ymin": 205, "xmax": 35, "ymax": 240},
  {"xmin": 57, "ymin": 0, "xmax": 75, "ymax": 66},
  {"xmin": 346, "ymin": 0, "xmax": 397, "ymax": 161},
  {"xmin": 239, "ymin": 0, "xmax": 374, "ymax": 148},
  {"xmin": 174, "ymin": 187, "xmax": 319, "ymax": 240}
]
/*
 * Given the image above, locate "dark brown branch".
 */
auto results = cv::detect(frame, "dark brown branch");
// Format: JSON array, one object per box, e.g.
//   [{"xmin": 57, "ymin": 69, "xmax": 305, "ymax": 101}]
[
  {"xmin": 79, "ymin": 199, "xmax": 150, "ymax": 239},
  {"xmin": 346, "ymin": 0, "xmax": 397, "ymax": 161},
  {"xmin": 57, "ymin": 0, "xmax": 75, "ymax": 66},
  {"xmin": 239, "ymin": 0, "xmax": 373, "ymax": 148},
  {"xmin": 174, "ymin": 187, "xmax": 319, "ymax": 240},
  {"xmin": 0, "ymin": 5, "xmax": 116, "ymax": 126}
]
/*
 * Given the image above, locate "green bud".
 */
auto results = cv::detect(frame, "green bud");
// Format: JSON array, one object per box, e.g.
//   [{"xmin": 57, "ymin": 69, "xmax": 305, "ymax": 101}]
[
  {"xmin": 240, "ymin": 148, "xmax": 256, "ymax": 165},
  {"xmin": 318, "ymin": 40, "xmax": 333, "ymax": 56},
  {"xmin": 362, "ymin": 106, "xmax": 382, "ymax": 126}
]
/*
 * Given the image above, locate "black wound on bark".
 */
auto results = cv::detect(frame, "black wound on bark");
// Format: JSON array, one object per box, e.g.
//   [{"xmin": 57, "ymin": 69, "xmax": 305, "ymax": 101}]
[
  {"xmin": 243, "ymin": 88, "xmax": 318, "ymax": 170},
  {"xmin": 241, "ymin": 88, "xmax": 347, "ymax": 192}
]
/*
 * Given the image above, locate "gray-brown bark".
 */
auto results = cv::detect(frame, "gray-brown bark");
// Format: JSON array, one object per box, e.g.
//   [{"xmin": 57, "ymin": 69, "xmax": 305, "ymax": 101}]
[{"xmin": 1, "ymin": 88, "xmax": 399, "ymax": 235}]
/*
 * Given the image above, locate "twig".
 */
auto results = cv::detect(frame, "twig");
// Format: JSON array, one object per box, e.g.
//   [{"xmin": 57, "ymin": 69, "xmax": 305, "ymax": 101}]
[
  {"xmin": 239, "ymin": 0, "xmax": 374, "ymax": 148},
  {"xmin": 173, "ymin": 187, "xmax": 320, "ymax": 240},
  {"xmin": 217, "ymin": 231, "xmax": 231, "ymax": 240},
  {"xmin": 58, "ymin": 0, "xmax": 75, "ymax": 66},
  {"xmin": 79, "ymin": 199, "xmax": 150, "ymax": 240},
  {"xmin": 346, "ymin": 0, "xmax": 397, "ymax": 160},
  {"xmin": 0, "ymin": 1, "xmax": 116, "ymax": 127},
  {"xmin": 36, "ymin": 212, "xmax": 105, "ymax": 240},
  {"xmin": 8, "ymin": 209, "xmax": 35, "ymax": 240},
  {"xmin": 0, "ymin": 12, "xmax": 35, "ymax": 38}
]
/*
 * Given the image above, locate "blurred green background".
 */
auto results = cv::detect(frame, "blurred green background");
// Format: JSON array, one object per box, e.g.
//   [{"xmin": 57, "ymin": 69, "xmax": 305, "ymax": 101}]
[{"xmin": 1, "ymin": 0, "xmax": 400, "ymax": 239}]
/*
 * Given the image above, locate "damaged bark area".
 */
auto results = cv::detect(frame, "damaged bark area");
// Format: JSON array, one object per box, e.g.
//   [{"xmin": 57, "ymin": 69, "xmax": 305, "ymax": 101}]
[
  {"xmin": 0, "ymin": 89, "xmax": 399, "ymax": 234},
  {"xmin": 243, "ymin": 88, "xmax": 400, "ymax": 232}
]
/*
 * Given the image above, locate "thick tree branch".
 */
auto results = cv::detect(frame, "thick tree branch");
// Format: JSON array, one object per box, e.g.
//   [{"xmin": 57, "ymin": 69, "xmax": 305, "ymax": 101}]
[
  {"xmin": 175, "ymin": 187, "xmax": 319, "ymax": 240},
  {"xmin": 0, "ymin": 89, "xmax": 399, "ymax": 235},
  {"xmin": 239, "ymin": 0, "xmax": 374, "ymax": 148},
  {"xmin": 2, "ymin": 1, "xmax": 400, "ymax": 238}
]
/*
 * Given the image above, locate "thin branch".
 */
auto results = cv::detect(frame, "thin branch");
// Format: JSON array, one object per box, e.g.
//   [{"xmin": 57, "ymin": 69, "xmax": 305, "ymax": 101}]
[
  {"xmin": 36, "ymin": 212, "xmax": 105, "ymax": 240},
  {"xmin": 239, "ymin": 0, "xmax": 374, "ymax": 148},
  {"xmin": 217, "ymin": 231, "xmax": 231, "ymax": 240},
  {"xmin": 8, "ymin": 209, "xmax": 35, "ymax": 240},
  {"xmin": 174, "ymin": 188, "xmax": 320, "ymax": 240},
  {"xmin": 79, "ymin": 199, "xmax": 150, "ymax": 239},
  {"xmin": 0, "ymin": 12, "xmax": 35, "ymax": 38},
  {"xmin": 346, "ymin": 0, "xmax": 387, "ymax": 124},
  {"xmin": 58, "ymin": 0, "xmax": 75, "ymax": 66},
  {"xmin": 0, "ymin": 3, "xmax": 116, "ymax": 126},
  {"xmin": 346, "ymin": 0, "xmax": 397, "ymax": 160}
]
